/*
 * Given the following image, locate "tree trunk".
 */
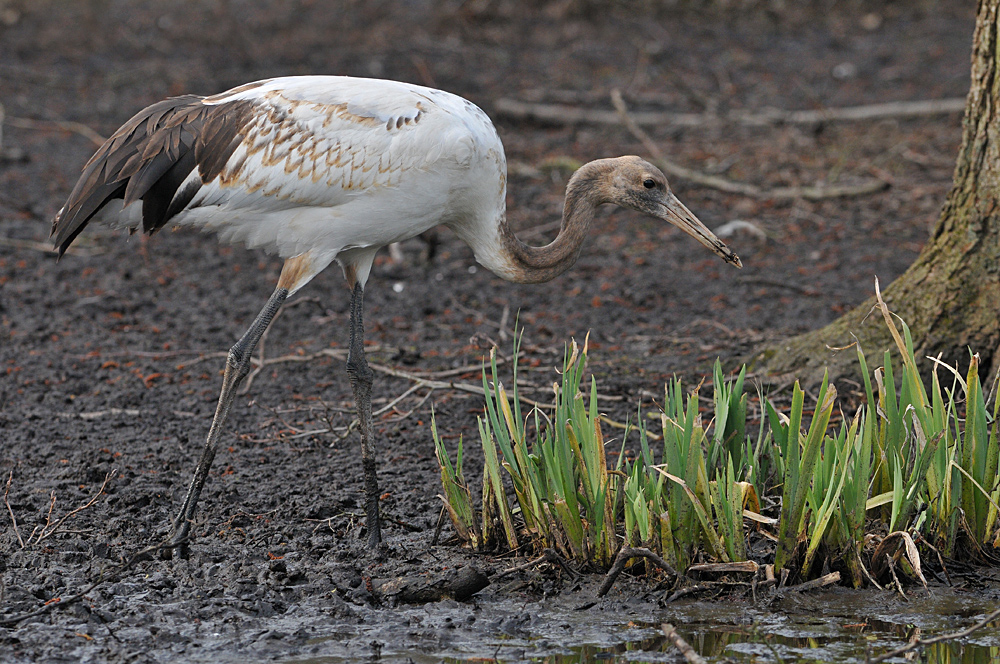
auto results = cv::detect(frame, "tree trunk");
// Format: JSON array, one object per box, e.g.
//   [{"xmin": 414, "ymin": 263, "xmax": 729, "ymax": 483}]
[{"xmin": 752, "ymin": 0, "xmax": 1000, "ymax": 386}]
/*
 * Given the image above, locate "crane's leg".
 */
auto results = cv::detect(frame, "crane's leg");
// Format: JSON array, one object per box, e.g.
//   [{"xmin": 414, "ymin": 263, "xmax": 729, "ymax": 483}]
[
  {"xmin": 163, "ymin": 286, "xmax": 288, "ymax": 557},
  {"xmin": 346, "ymin": 281, "xmax": 382, "ymax": 548}
]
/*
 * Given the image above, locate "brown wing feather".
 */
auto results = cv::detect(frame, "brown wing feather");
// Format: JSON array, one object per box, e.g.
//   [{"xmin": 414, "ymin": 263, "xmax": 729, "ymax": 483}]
[{"xmin": 51, "ymin": 95, "xmax": 254, "ymax": 256}]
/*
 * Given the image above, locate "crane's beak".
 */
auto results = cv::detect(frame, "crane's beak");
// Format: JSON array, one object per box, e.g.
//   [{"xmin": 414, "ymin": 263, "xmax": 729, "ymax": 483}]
[{"xmin": 659, "ymin": 192, "xmax": 742, "ymax": 268}]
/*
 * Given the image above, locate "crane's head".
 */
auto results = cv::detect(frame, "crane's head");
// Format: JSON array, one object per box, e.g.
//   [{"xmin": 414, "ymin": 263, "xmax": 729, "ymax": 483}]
[{"xmin": 582, "ymin": 156, "xmax": 742, "ymax": 268}]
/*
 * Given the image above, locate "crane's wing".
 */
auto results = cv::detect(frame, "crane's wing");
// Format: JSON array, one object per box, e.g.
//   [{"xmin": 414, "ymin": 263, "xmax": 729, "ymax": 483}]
[{"xmin": 51, "ymin": 76, "xmax": 498, "ymax": 256}]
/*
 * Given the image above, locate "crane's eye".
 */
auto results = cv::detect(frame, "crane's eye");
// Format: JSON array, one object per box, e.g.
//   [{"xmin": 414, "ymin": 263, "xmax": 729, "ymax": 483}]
[{"xmin": 643, "ymin": 178, "xmax": 656, "ymax": 189}]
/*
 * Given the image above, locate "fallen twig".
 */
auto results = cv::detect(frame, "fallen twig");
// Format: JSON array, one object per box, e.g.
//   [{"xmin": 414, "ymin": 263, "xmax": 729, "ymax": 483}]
[
  {"xmin": 496, "ymin": 548, "xmax": 576, "ymax": 580},
  {"xmin": 304, "ymin": 509, "xmax": 422, "ymax": 535},
  {"xmin": 914, "ymin": 533, "xmax": 952, "ymax": 587},
  {"xmin": 49, "ymin": 408, "xmax": 196, "ymax": 420},
  {"xmin": 4, "ymin": 114, "xmax": 106, "ymax": 146},
  {"xmin": 327, "ymin": 384, "xmax": 436, "ymax": 442},
  {"xmin": 495, "ymin": 95, "xmax": 965, "ymax": 129},
  {"xmin": 26, "ymin": 470, "xmax": 117, "ymax": 547},
  {"xmin": 610, "ymin": 89, "xmax": 889, "ymax": 200},
  {"xmin": 4, "ymin": 470, "xmax": 25, "ymax": 548},
  {"xmin": 662, "ymin": 583, "xmax": 716, "ymax": 604},
  {"xmin": 886, "ymin": 554, "xmax": 908, "ymax": 601},
  {"xmin": 242, "ymin": 296, "xmax": 323, "ymax": 393},
  {"xmin": 784, "ymin": 571, "xmax": 841, "ymax": 592},
  {"xmin": 431, "ymin": 505, "xmax": 447, "ymax": 545},
  {"xmin": 857, "ymin": 550, "xmax": 884, "ymax": 590},
  {"xmin": 866, "ymin": 607, "xmax": 1000, "ymax": 664},
  {"xmin": 597, "ymin": 546, "xmax": 678, "ymax": 597},
  {"xmin": 740, "ymin": 276, "xmax": 821, "ymax": 296},
  {"xmin": 79, "ymin": 347, "xmax": 225, "ymax": 361},
  {"xmin": 599, "ymin": 414, "xmax": 661, "ymax": 441},
  {"xmin": 0, "ymin": 235, "xmax": 103, "ymax": 257},
  {"xmin": 661, "ymin": 623, "xmax": 707, "ymax": 664},
  {"xmin": 687, "ymin": 561, "xmax": 759, "ymax": 575},
  {"xmin": 251, "ymin": 347, "xmax": 554, "ymax": 408}
]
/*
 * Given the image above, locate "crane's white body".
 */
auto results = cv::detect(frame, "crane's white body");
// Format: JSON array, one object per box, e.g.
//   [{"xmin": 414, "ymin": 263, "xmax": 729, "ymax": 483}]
[{"xmin": 103, "ymin": 76, "xmax": 513, "ymax": 291}]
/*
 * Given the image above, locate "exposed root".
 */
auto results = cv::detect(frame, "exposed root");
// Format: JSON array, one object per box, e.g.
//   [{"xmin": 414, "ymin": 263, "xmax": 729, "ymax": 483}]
[{"xmin": 597, "ymin": 546, "xmax": 678, "ymax": 597}]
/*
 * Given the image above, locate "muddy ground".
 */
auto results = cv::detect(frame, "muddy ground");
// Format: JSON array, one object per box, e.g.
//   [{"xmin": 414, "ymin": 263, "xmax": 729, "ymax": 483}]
[{"xmin": 0, "ymin": 1, "xmax": 993, "ymax": 662}]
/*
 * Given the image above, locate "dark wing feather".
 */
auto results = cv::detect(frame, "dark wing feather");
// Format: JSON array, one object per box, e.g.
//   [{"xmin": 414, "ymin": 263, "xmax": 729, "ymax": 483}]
[
  {"xmin": 51, "ymin": 95, "xmax": 254, "ymax": 256},
  {"xmin": 141, "ymin": 149, "xmax": 199, "ymax": 235}
]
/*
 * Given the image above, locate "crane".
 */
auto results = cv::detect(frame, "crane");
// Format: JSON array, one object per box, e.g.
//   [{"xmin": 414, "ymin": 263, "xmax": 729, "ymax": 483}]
[{"xmin": 51, "ymin": 76, "xmax": 741, "ymax": 554}]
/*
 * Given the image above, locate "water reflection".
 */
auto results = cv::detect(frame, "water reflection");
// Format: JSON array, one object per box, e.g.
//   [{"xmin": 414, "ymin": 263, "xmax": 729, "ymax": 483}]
[
  {"xmin": 288, "ymin": 591, "xmax": 1000, "ymax": 664},
  {"xmin": 441, "ymin": 615, "xmax": 1000, "ymax": 663}
]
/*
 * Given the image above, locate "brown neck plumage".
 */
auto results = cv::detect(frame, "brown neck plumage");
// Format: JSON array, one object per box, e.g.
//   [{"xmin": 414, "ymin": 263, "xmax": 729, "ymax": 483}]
[{"xmin": 498, "ymin": 160, "xmax": 612, "ymax": 284}]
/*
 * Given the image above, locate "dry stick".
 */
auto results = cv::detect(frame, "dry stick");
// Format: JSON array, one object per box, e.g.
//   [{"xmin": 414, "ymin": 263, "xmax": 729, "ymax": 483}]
[
  {"xmin": 430, "ymin": 505, "xmax": 447, "ymax": 546},
  {"xmin": 740, "ymin": 276, "xmax": 821, "ymax": 296},
  {"xmin": 91, "ymin": 348, "xmax": 227, "ymax": 361},
  {"xmin": 241, "ymin": 296, "xmax": 323, "ymax": 393},
  {"xmin": 866, "ymin": 607, "xmax": 1000, "ymax": 664},
  {"xmin": 0, "ymin": 235, "xmax": 103, "ymax": 257},
  {"xmin": 3, "ymin": 470, "xmax": 25, "ymax": 548},
  {"xmin": 259, "ymin": 381, "xmax": 432, "ymax": 443},
  {"xmin": 915, "ymin": 534, "xmax": 952, "ymax": 587},
  {"xmin": 495, "ymin": 95, "xmax": 966, "ymax": 129},
  {"xmin": 383, "ymin": 386, "xmax": 435, "ymax": 420},
  {"xmin": 325, "ymin": 385, "xmax": 435, "ymax": 441},
  {"xmin": 609, "ymin": 89, "xmax": 888, "ymax": 200},
  {"xmin": 661, "ymin": 623, "xmax": 707, "ymax": 664},
  {"xmin": 374, "ymin": 383, "xmax": 427, "ymax": 418},
  {"xmin": 497, "ymin": 302, "xmax": 511, "ymax": 342},
  {"xmin": 29, "ymin": 493, "xmax": 58, "ymax": 544},
  {"xmin": 283, "ymin": 348, "xmax": 558, "ymax": 409},
  {"xmin": 306, "ymin": 508, "xmax": 417, "ymax": 534},
  {"xmin": 496, "ymin": 548, "xmax": 564, "ymax": 578},
  {"xmin": 784, "ymin": 571, "xmax": 841, "ymax": 592},
  {"xmin": 4, "ymin": 115, "xmax": 106, "ymax": 146},
  {"xmin": 34, "ymin": 471, "xmax": 116, "ymax": 545},
  {"xmin": 418, "ymin": 358, "xmax": 514, "ymax": 380},
  {"xmin": 11, "ymin": 470, "xmax": 116, "ymax": 549},
  {"xmin": 886, "ymin": 554, "xmax": 908, "ymax": 601},
  {"xmin": 857, "ymin": 551, "xmax": 884, "ymax": 590},
  {"xmin": 687, "ymin": 561, "xmax": 759, "ymax": 574},
  {"xmin": 597, "ymin": 546, "xmax": 678, "ymax": 597},
  {"xmin": 662, "ymin": 583, "xmax": 715, "ymax": 604},
  {"xmin": 600, "ymin": 414, "xmax": 662, "ymax": 441},
  {"xmin": 336, "ymin": 387, "xmax": 435, "ymax": 442}
]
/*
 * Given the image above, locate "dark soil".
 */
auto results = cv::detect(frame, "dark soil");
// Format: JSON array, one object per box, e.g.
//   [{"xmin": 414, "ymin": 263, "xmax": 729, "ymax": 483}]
[{"xmin": 0, "ymin": 2, "xmax": 989, "ymax": 662}]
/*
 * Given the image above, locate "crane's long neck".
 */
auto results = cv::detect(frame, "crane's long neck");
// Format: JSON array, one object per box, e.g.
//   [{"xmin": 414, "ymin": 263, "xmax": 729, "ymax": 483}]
[{"xmin": 495, "ymin": 163, "xmax": 607, "ymax": 284}]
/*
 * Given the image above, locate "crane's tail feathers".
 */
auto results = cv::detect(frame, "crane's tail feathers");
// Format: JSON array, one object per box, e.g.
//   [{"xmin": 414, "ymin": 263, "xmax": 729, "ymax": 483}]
[{"xmin": 51, "ymin": 95, "xmax": 253, "ymax": 257}]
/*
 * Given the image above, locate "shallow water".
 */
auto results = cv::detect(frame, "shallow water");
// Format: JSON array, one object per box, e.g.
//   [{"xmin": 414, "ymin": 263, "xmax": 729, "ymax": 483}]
[{"xmin": 285, "ymin": 588, "xmax": 1000, "ymax": 663}]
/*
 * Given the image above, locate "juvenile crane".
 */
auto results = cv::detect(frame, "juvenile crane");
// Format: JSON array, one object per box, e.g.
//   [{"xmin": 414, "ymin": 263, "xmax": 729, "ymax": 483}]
[{"xmin": 52, "ymin": 76, "xmax": 741, "ymax": 553}]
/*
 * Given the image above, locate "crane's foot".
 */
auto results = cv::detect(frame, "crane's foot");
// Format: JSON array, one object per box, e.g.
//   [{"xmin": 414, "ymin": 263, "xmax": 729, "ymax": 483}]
[{"xmin": 159, "ymin": 518, "xmax": 192, "ymax": 560}]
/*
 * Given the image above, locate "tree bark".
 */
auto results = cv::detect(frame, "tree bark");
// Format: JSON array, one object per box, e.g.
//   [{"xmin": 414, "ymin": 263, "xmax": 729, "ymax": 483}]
[{"xmin": 752, "ymin": 0, "xmax": 1000, "ymax": 386}]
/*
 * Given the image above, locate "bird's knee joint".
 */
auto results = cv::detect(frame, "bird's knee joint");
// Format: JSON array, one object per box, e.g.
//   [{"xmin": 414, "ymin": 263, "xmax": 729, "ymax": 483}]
[
  {"xmin": 346, "ymin": 356, "xmax": 373, "ymax": 387},
  {"xmin": 227, "ymin": 346, "xmax": 252, "ymax": 376}
]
